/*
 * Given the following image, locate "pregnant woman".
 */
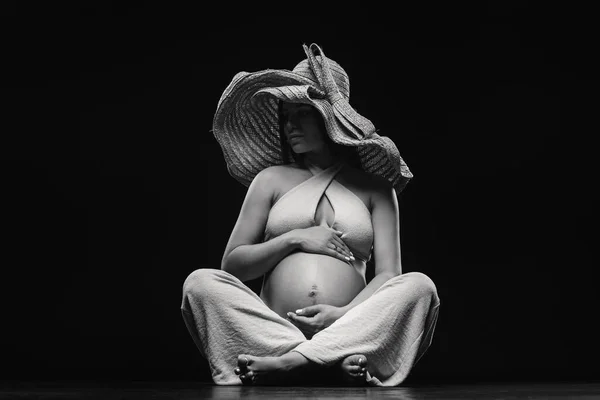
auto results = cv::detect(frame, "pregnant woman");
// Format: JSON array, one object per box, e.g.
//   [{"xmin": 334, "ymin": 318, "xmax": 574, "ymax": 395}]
[{"xmin": 181, "ymin": 43, "xmax": 440, "ymax": 386}]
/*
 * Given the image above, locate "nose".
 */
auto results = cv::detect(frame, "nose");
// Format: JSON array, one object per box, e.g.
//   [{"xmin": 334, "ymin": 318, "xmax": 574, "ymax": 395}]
[{"xmin": 284, "ymin": 115, "xmax": 298, "ymax": 133}]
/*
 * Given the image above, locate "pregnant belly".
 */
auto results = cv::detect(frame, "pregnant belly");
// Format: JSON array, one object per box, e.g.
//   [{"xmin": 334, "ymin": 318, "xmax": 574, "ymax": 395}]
[{"xmin": 259, "ymin": 252, "xmax": 367, "ymax": 319}]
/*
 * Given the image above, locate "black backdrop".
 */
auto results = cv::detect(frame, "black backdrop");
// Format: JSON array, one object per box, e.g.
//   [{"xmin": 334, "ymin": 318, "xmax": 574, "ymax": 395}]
[{"xmin": 2, "ymin": 2, "xmax": 598, "ymax": 384}]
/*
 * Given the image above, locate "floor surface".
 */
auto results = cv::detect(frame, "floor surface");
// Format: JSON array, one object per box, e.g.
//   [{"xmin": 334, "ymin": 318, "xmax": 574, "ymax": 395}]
[{"xmin": 1, "ymin": 381, "xmax": 599, "ymax": 399}]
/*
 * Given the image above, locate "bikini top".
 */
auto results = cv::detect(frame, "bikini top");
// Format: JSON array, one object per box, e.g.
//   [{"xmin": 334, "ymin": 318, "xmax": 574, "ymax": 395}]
[{"xmin": 264, "ymin": 162, "xmax": 374, "ymax": 262}]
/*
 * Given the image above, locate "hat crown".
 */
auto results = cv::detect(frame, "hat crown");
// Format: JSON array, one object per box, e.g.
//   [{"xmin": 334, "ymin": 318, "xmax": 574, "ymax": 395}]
[{"xmin": 292, "ymin": 56, "xmax": 350, "ymax": 101}]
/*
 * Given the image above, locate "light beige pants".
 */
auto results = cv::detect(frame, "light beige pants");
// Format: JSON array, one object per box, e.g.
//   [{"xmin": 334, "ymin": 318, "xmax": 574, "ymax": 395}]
[{"xmin": 181, "ymin": 268, "xmax": 440, "ymax": 386}]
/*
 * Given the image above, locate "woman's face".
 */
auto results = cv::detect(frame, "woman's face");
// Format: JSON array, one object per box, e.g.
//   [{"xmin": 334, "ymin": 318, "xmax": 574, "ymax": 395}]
[{"xmin": 281, "ymin": 102, "xmax": 327, "ymax": 154}]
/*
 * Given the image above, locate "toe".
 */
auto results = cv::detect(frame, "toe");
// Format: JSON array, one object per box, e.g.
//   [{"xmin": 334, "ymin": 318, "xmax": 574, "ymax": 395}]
[
  {"xmin": 239, "ymin": 370, "xmax": 257, "ymax": 385},
  {"xmin": 344, "ymin": 354, "xmax": 367, "ymax": 367},
  {"xmin": 340, "ymin": 354, "xmax": 368, "ymax": 385},
  {"xmin": 237, "ymin": 354, "xmax": 252, "ymax": 370},
  {"xmin": 237, "ymin": 355, "xmax": 258, "ymax": 384},
  {"xmin": 239, "ymin": 374, "xmax": 252, "ymax": 384},
  {"xmin": 238, "ymin": 354, "xmax": 250, "ymax": 365}
]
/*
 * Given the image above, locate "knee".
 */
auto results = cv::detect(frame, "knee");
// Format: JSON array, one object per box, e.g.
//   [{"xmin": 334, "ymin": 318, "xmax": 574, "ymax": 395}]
[
  {"xmin": 182, "ymin": 268, "xmax": 225, "ymax": 300},
  {"xmin": 397, "ymin": 272, "xmax": 439, "ymax": 304}
]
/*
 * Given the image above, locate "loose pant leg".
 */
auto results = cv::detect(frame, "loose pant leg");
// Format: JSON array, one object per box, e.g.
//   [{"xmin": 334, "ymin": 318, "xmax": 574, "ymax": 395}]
[
  {"xmin": 292, "ymin": 272, "xmax": 441, "ymax": 387},
  {"xmin": 181, "ymin": 268, "xmax": 307, "ymax": 385}
]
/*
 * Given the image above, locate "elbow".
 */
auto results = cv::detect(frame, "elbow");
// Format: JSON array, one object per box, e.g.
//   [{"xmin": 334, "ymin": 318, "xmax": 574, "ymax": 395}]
[
  {"xmin": 373, "ymin": 254, "xmax": 402, "ymax": 279},
  {"xmin": 376, "ymin": 265, "xmax": 402, "ymax": 280},
  {"xmin": 381, "ymin": 271, "xmax": 400, "ymax": 280},
  {"xmin": 220, "ymin": 246, "xmax": 244, "ymax": 278},
  {"xmin": 220, "ymin": 259, "xmax": 239, "ymax": 280},
  {"xmin": 220, "ymin": 249, "xmax": 234, "ymax": 273},
  {"xmin": 220, "ymin": 260, "xmax": 229, "ymax": 273},
  {"xmin": 221, "ymin": 256, "xmax": 236, "ymax": 275}
]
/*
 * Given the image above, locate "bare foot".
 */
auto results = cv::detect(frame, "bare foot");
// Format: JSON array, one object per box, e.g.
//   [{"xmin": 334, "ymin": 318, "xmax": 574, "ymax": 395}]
[
  {"xmin": 233, "ymin": 352, "xmax": 310, "ymax": 385},
  {"xmin": 340, "ymin": 354, "xmax": 368, "ymax": 385}
]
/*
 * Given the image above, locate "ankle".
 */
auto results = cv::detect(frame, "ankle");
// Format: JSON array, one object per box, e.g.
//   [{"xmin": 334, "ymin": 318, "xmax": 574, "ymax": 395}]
[{"xmin": 280, "ymin": 351, "xmax": 310, "ymax": 371}]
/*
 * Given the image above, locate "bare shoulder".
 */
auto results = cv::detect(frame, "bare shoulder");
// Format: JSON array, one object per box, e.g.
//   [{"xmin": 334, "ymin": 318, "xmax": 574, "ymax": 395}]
[
  {"xmin": 252, "ymin": 164, "xmax": 307, "ymax": 204},
  {"xmin": 256, "ymin": 163, "xmax": 303, "ymax": 183},
  {"xmin": 251, "ymin": 165, "xmax": 283, "ymax": 192},
  {"xmin": 359, "ymin": 171, "xmax": 397, "ymax": 217},
  {"xmin": 254, "ymin": 165, "xmax": 281, "ymax": 182}
]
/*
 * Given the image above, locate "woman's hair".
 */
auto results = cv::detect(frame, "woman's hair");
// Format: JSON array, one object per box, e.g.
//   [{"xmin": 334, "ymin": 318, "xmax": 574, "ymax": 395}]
[{"xmin": 277, "ymin": 100, "xmax": 362, "ymax": 169}]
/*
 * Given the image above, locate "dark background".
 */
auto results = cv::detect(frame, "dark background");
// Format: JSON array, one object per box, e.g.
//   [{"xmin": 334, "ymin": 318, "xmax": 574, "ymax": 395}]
[{"xmin": 1, "ymin": 2, "xmax": 598, "ymax": 385}]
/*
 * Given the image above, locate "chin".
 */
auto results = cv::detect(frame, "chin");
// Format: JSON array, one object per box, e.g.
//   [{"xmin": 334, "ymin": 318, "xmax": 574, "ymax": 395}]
[{"xmin": 290, "ymin": 144, "xmax": 309, "ymax": 154}]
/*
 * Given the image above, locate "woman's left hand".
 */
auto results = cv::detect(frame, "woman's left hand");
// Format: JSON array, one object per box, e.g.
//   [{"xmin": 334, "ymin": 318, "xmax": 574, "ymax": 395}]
[{"xmin": 287, "ymin": 304, "xmax": 347, "ymax": 337}]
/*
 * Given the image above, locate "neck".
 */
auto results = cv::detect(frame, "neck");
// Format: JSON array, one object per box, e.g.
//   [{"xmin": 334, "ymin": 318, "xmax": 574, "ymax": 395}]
[{"xmin": 302, "ymin": 149, "xmax": 338, "ymax": 170}]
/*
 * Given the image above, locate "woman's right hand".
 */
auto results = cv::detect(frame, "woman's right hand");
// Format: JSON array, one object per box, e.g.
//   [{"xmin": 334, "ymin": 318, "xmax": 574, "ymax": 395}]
[{"xmin": 292, "ymin": 226, "xmax": 355, "ymax": 262}]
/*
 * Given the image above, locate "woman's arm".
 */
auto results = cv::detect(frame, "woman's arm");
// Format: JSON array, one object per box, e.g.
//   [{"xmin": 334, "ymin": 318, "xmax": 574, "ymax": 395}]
[
  {"xmin": 221, "ymin": 167, "xmax": 301, "ymax": 282},
  {"xmin": 340, "ymin": 179, "xmax": 402, "ymax": 313},
  {"xmin": 224, "ymin": 232, "xmax": 301, "ymax": 282},
  {"xmin": 220, "ymin": 166, "xmax": 353, "ymax": 282}
]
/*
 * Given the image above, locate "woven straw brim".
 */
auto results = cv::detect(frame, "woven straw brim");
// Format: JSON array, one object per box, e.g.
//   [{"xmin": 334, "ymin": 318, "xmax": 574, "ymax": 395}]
[{"xmin": 213, "ymin": 69, "xmax": 413, "ymax": 193}]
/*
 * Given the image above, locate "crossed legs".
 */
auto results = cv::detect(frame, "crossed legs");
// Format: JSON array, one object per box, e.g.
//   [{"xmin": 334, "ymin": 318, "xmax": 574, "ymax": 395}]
[{"xmin": 181, "ymin": 268, "xmax": 439, "ymax": 386}]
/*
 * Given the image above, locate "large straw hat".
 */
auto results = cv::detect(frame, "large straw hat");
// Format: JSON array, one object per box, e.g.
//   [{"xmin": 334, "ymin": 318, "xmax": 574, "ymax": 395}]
[{"xmin": 212, "ymin": 43, "xmax": 413, "ymax": 192}]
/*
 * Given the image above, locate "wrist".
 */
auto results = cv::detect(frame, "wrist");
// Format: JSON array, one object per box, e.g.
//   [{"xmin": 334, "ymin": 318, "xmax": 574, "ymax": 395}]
[
  {"xmin": 339, "ymin": 304, "xmax": 351, "ymax": 316},
  {"xmin": 284, "ymin": 229, "xmax": 303, "ymax": 250}
]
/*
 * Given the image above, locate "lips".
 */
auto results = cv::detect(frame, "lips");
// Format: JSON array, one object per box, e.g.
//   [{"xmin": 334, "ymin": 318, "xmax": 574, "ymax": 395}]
[{"xmin": 288, "ymin": 134, "xmax": 303, "ymax": 140}]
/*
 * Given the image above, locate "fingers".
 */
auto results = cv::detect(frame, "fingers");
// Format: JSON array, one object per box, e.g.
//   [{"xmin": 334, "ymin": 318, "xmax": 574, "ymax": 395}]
[
  {"xmin": 316, "ymin": 227, "xmax": 353, "ymax": 261},
  {"xmin": 287, "ymin": 311, "xmax": 325, "ymax": 339},
  {"xmin": 287, "ymin": 316, "xmax": 312, "ymax": 337},
  {"xmin": 287, "ymin": 312, "xmax": 318, "ymax": 333},
  {"xmin": 330, "ymin": 246, "xmax": 350, "ymax": 262},
  {"xmin": 328, "ymin": 238, "xmax": 352, "ymax": 258},
  {"xmin": 330, "ymin": 228, "xmax": 350, "ymax": 251},
  {"xmin": 328, "ymin": 240, "xmax": 354, "ymax": 261},
  {"xmin": 326, "ymin": 242, "xmax": 347, "ymax": 261},
  {"xmin": 331, "ymin": 235, "xmax": 354, "ymax": 260},
  {"xmin": 295, "ymin": 305, "xmax": 322, "ymax": 317},
  {"xmin": 287, "ymin": 312, "xmax": 312, "ymax": 324}
]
